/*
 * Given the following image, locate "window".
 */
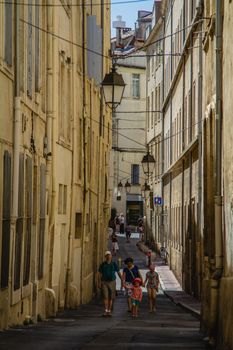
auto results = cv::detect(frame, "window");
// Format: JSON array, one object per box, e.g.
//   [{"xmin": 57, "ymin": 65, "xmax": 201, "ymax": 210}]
[
  {"xmin": 58, "ymin": 184, "xmax": 67, "ymax": 214},
  {"xmin": 4, "ymin": 2, "xmax": 13, "ymax": 66},
  {"xmin": 192, "ymin": 81, "xmax": 196, "ymax": 139},
  {"xmin": 75, "ymin": 213, "xmax": 82, "ymax": 239},
  {"xmin": 132, "ymin": 74, "xmax": 140, "ymax": 98},
  {"xmin": 1, "ymin": 151, "xmax": 11, "ymax": 289},
  {"xmin": 131, "ymin": 164, "xmax": 139, "ymax": 184},
  {"xmin": 151, "ymin": 91, "xmax": 154, "ymax": 128}
]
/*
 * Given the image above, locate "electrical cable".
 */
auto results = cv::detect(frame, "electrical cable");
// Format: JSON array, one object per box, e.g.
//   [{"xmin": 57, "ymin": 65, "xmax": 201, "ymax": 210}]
[
  {"xmin": 19, "ymin": 16, "xmax": 206, "ymax": 62},
  {"xmin": 2, "ymin": 0, "xmax": 152, "ymax": 7},
  {"xmin": 20, "ymin": 18, "xmax": 111, "ymax": 60},
  {"xmin": 121, "ymin": 18, "xmax": 205, "ymax": 59}
]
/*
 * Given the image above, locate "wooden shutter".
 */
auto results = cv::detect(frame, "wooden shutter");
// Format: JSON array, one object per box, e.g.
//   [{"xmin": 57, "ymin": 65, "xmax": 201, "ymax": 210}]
[
  {"xmin": 1, "ymin": 151, "xmax": 11, "ymax": 289},
  {"xmin": 23, "ymin": 157, "xmax": 32, "ymax": 286},
  {"xmin": 14, "ymin": 154, "xmax": 24, "ymax": 290},
  {"xmin": 27, "ymin": 1, "xmax": 33, "ymax": 97},
  {"xmin": 4, "ymin": 3, "xmax": 13, "ymax": 66},
  {"xmin": 38, "ymin": 164, "xmax": 46, "ymax": 279}
]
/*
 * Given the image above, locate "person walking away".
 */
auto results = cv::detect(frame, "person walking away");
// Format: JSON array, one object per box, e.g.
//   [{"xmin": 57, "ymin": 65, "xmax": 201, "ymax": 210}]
[
  {"xmin": 114, "ymin": 215, "xmax": 120, "ymax": 233},
  {"xmin": 124, "ymin": 278, "xmax": 142, "ymax": 317},
  {"xmin": 98, "ymin": 251, "xmax": 122, "ymax": 316},
  {"xmin": 119, "ymin": 213, "xmax": 125, "ymax": 234},
  {"xmin": 122, "ymin": 257, "xmax": 142, "ymax": 312},
  {"xmin": 146, "ymin": 249, "xmax": 152, "ymax": 267},
  {"xmin": 111, "ymin": 232, "xmax": 119, "ymax": 256},
  {"xmin": 125, "ymin": 226, "xmax": 131, "ymax": 243},
  {"xmin": 143, "ymin": 264, "xmax": 159, "ymax": 312}
]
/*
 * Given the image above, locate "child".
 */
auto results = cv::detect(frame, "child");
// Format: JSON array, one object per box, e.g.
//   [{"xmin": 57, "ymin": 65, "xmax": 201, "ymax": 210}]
[
  {"xmin": 111, "ymin": 232, "xmax": 119, "ymax": 256},
  {"xmin": 125, "ymin": 277, "xmax": 142, "ymax": 317},
  {"xmin": 144, "ymin": 264, "xmax": 159, "ymax": 312}
]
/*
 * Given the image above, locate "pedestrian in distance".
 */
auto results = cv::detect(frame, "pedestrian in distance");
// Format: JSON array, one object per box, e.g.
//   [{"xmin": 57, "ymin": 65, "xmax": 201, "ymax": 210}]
[
  {"xmin": 125, "ymin": 226, "xmax": 131, "ymax": 243},
  {"xmin": 98, "ymin": 251, "xmax": 122, "ymax": 317},
  {"xmin": 111, "ymin": 232, "xmax": 119, "ymax": 256},
  {"xmin": 114, "ymin": 214, "xmax": 120, "ymax": 233},
  {"xmin": 146, "ymin": 249, "xmax": 152, "ymax": 267},
  {"xmin": 119, "ymin": 213, "xmax": 125, "ymax": 234},
  {"xmin": 124, "ymin": 278, "xmax": 142, "ymax": 318},
  {"xmin": 143, "ymin": 264, "xmax": 159, "ymax": 312},
  {"xmin": 122, "ymin": 257, "xmax": 143, "ymax": 312}
]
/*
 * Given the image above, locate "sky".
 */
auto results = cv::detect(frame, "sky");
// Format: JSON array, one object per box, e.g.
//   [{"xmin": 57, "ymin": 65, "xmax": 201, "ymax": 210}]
[{"xmin": 111, "ymin": 0, "xmax": 154, "ymax": 36}]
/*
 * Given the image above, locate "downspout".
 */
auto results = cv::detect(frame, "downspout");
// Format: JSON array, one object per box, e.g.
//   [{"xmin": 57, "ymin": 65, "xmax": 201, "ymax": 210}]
[
  {"xmin": 65, "ymin": 27, "xmax": 75, "ymax": 308},
  {"xmin": 209, "ymin": 0, "xmax": 223, "ymax": 345},
  {"xmin": 80, "ymin": 0, "xmax": 87, "ymax": 303},
  {"xmin": 169, "ymin": 1, "xmax": 173, "ymax": 264},
  {"xmin": 189, "ymin": 26, "xmax": 193, "ymax": 294},
  {"xmin": 181, "ymin": 55, "xmax": 185, "ymax": 286},
  {"xmin": 12, "ymin": 3, "xmax": 21, "ymax": 220},
  {"xmin": 47, "ymin": 1, "xmax": 55, "ymax": 289},
  {"xmin": 197, "ymin": 14, "xmax": 203, "ymax": 298},
  {"xmin": 11, "ymin": 3, "xmax": 21, "ymax": 296},
  {"xmin": 161, "ymin": 16, "xmax": 165, "ymax": 246}
]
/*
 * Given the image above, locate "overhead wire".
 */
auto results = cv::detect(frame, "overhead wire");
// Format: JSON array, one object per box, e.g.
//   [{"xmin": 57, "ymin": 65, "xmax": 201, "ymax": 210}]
[
  {"xmin": 19, "ymin": 15, "xmax": 206, "ymax": 62},
  {"xmin": 2, "ymin": 0, "xmax": 152, "ymax": 6}
]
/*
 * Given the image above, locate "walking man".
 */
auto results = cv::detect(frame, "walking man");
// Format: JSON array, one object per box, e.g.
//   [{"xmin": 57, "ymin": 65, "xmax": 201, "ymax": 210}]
[{"xmin": 98, "ymin": 251, "xmax": 122, "ymax": 316}]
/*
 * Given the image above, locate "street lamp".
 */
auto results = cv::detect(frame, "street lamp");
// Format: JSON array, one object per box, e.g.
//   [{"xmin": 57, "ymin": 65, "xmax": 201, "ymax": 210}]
[
  {"xmin": 124, "ymin": 180, "xmax": 131, "ymax": 194},
  {"xmin": 117, "ymin": 181, "xmax": 123, "ymax": 193},
  {"xmin": 141, "ymin": 181, "xmax": 151, "ymax": 199},
  {"xmin": 101, "ymin": 65, "xmax": 126, "ymax": 110},
  {"xmin": 141, "ymin": 151, "xmax": 156, "ymax": 177}
]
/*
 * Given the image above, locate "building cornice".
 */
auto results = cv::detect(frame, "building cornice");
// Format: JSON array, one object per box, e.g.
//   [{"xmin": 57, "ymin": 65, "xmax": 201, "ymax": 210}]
[{"xmin": 162, "ymin": 137, "xmax": 198, "ymax": 179}]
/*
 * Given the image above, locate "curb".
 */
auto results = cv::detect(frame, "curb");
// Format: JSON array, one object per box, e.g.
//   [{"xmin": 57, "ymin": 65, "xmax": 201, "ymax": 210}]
[{"xmin": 163, "ymin": 290, "xmax": 201, "ymax": 320}]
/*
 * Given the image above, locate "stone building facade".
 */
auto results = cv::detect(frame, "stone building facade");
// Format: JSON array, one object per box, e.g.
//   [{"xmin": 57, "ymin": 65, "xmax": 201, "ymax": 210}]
[
  {"xmin": 145, "ymin": 0, "xmax": 163, "ymax": 245},
  {"xmin": 146, "ymin": 0, "xmax": 203, "ymax": 294},
  {"xmin": 0, "ymin": 0, "xmax": 111, "ymax": 328},
  {"xmin": 111, "ymin": 14, "xmax": 151, "ymax": 227},
  {"xmin": 146, "ymin": 0, "xmax": 233, "ymax": 348}
]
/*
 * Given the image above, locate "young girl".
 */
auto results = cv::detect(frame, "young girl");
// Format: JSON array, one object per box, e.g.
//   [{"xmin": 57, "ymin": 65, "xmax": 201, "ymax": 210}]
[
  {"xmin": 144, "ymin": 264, "xmax": 159, "ymax": 312},
  {"xmin": 125, "ymin": 277, "xmax": 142, "ymax": 317}
]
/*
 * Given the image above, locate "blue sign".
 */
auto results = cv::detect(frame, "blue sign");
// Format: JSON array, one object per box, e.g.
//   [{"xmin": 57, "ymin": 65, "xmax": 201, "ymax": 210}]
[{"xmin": 154, "ymin": 196, "xmax": 163, "ymax": 205}]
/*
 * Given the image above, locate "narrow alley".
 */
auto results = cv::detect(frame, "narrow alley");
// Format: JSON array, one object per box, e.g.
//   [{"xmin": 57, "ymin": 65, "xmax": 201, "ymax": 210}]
[{"xmin": 0, "ymin": 236, "xmax": 205, "ymax": 350}]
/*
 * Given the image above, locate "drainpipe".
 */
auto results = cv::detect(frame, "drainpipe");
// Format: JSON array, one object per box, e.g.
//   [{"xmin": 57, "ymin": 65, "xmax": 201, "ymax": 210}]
[
  {"xmin": 169, "ymin": 1, "xmax": 173, "ymax": 264},
  {"xmin": 208, "ymin": 0, "xmax": 223, "ymax": 345},
  {"xmin": 197, "ymin": 15, "xmax": 203, "ymax": 298},
  {"xmin": 161, "ymin": 15, "xmax": 165, "ymax": 246},
  {"xmin": 47, "ymin": 1, "xmax": 55, "ymax": 288},
  {"xmin": 11, "ymin": 3, "xmax": 21, "ymax": 298},
  {"xmin": 65, "ymin": 39, "xmax": 75, "ymax": 309},
  {"xmin": 80, "ymin": 0, "xmax": 87, "ymax": 303},
  {"xmin": 12, "ymin": 1, "xmax": 21, "ymax": 219}
]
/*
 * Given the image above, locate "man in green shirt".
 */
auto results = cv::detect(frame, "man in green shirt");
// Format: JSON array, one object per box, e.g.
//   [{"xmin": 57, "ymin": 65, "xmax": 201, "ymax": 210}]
[{"xmin": 98, "ymin": 250, "xmax": 122, "ymax": 316}]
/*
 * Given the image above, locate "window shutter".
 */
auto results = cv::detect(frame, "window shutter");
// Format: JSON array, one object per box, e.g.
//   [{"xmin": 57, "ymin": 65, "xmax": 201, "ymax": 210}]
[
  {"xmin": 35, "ymin": 0, "xmax": 40, "ymax": 91},
  {"xmin": 27, "ymin": 2, "xmax": 33, "ymax": 97},
  {"xmin": 38, "ymin": 164, "xmax": 46, "ymax": 279},
  {"xmin": 14, "ymin": 154, "xmax": 24, "ymax": 290},
  {"xmin": 1, "ymin": 151, "xmax": 11, "ymax": 289},
  {"xmin": 4, "ymin": 3, "xmax": 13, "ymax": 66}
]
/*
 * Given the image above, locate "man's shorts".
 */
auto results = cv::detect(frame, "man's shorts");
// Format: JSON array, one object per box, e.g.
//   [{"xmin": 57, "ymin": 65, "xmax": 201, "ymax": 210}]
[
  {"xmin": 131, "ymin": 298, "xmax": 140, "ymax": 306},
  {"xmin": 101, "ymin": 280, "xmax": 116, "ymax": 300}
]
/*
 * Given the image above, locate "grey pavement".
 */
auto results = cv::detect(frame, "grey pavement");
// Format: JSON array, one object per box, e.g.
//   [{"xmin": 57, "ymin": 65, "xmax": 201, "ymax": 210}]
[{"xmin": 0, "ymin": 236, "xmax": 205, "ymax": 350}]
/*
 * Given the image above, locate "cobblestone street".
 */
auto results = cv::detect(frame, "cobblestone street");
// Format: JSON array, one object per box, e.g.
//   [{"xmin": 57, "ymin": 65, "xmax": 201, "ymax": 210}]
[{"xmin": 0, "ymin": 237, "xmax": 205, "ymax": 350}]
